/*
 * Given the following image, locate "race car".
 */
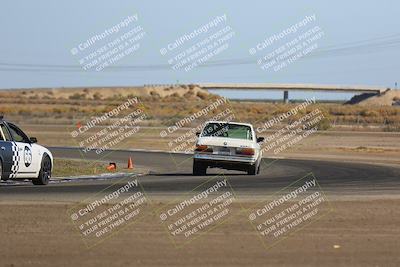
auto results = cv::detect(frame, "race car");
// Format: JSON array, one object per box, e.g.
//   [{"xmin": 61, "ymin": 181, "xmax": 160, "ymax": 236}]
[
  {"xmin": 0, "ymin": 116, "xmax": 53, "ymax": 185},
  {"xmin": 193, "ymin": 121, "xmax": 264, "ymax": 176}
]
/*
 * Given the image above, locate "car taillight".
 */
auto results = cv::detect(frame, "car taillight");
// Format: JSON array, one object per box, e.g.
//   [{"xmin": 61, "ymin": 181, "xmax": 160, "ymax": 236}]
[
  {"xmin": 195, "ymin": 144, "xmax": 213, "ymax": 153},
  {"xmin": 236, "ymin": 147, "xmax": 255, "ymax": 156}
]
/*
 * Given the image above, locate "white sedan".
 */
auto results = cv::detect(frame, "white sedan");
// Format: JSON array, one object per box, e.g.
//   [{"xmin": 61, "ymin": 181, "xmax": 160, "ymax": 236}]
[
  {"xmin": 0, "ymin": 117, "xmax": 54, "ymax": 185},
  {"xmin": 193, "ymin": 121, "xmax": 264, "ymax": 175}
]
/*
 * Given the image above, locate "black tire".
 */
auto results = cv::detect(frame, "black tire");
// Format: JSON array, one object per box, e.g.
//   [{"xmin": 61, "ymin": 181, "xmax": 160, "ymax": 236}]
[
  {"xmin": 32, "ymin": 156, "xmax": 51, "ymax": 185},
  {"xmin": 193, "ymin": 159, "xmax": 207, "ymax": 176},
  {"xmin": 247, "ymin": 165, "xmax": 256, "ymax": 175},
  {"xmin": 247, "ymin": 160, "xmax": 260, "ymax": 175}
]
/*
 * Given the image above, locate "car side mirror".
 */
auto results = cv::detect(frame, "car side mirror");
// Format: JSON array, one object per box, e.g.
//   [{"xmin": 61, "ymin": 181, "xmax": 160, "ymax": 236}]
[
  {"xmin": 30, "ymin": 137, "xmax": 38, "ymax": 143},
  {"xmin": 257, "ymin": 137, "xmax": 265, "ymax": 143},
  {"xmin": 196, "ymin": 132, "xmax": 200, "ymax": 137}
]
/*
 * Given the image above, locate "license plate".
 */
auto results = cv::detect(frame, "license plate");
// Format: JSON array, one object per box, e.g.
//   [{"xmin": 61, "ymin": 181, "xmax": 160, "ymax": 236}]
[{"xmin": 218, "ymin": 147, "xmax": 230, "ymax": 155}]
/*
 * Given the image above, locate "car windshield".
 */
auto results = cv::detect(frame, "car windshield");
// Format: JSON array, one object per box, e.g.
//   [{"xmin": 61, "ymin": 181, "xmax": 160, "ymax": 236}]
[{"xmin": 201, "ymin": 123, "xmax": 253, "ymax": 140}]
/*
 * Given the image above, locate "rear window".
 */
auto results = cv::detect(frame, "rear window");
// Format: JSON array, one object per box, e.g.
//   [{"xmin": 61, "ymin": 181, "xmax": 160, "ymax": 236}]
[{"xmin": 201, "ymin": 123, "xmax": 253, "ymax": 140}]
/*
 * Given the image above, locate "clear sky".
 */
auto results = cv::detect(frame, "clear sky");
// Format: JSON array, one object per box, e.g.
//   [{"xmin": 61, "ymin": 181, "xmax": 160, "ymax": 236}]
[{"xmin": 0, "ymin": 0, "xmax": 399, "ymax": 89}]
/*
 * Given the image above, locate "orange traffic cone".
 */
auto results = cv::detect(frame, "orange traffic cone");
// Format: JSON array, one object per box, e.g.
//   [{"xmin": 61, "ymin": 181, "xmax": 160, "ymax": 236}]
[
  {"xmin": 127, "ymin": 157, "xmax": 134, "ymax": 169},
  {"xmin": 107, "ymin": 163, "xmax": 116, "ymax": 171}
]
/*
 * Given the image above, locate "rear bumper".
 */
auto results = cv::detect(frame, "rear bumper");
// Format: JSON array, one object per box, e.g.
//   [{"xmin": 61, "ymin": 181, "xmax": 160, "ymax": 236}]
[{"xmin": 194, "ymin": 153, "xmax": 257, "ymax": 171}]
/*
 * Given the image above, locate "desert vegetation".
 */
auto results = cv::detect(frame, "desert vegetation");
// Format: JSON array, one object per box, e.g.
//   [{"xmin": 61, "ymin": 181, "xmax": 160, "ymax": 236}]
[{"xmin": 0, "ymin": 86, "xmax": 399, "ymax": 131}]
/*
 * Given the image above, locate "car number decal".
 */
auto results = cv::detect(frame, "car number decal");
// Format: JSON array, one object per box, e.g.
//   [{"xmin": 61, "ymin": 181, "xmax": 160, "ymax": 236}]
[{"xmin": 24, "ymin": 146, "xmax": 32, "ymax": 167}]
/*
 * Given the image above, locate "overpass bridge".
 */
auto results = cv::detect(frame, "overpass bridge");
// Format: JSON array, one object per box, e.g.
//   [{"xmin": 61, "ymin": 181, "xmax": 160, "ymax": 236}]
[{"xmin": 199, "ymin": 83, "xmax": 388, "ymax": 103}]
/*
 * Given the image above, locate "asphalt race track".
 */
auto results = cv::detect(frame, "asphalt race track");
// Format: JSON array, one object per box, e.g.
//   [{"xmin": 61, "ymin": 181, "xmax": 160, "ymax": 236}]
[{"xmin": 1, "ymin": 147, "xmax": 399, "ymax": 199}]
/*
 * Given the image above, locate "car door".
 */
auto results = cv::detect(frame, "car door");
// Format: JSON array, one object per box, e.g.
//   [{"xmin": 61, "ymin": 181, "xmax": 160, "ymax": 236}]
[
  {"xmin": 6, "ymin": 122, "xmax": 41, "ymax": 178},
  {"xmin": 0, "ymin": 123, "xmax": 14, "ymax": 179}
]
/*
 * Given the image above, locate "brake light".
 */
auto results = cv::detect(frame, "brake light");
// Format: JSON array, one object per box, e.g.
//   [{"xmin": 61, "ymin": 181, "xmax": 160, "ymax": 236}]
[
  {"xmin": 195, "ymin": 144, "xmax": 213, "ymax": 153},
  {"xmin": 236, "ymin": 147, "xmax": 255, "ymax": 156}
]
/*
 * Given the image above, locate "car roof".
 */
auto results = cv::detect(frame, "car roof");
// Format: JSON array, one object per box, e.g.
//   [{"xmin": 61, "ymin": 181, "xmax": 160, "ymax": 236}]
[
  {"xmin": 0, "ymin": 117, "xmax": 13, "ymax": 125},
  {"xmin": 0, "ymin": 116, "xmax": 10, "ymax": 124},
  {"xmin": 205, "ymin": 121, "xmax": 254, "ymax": 128}
]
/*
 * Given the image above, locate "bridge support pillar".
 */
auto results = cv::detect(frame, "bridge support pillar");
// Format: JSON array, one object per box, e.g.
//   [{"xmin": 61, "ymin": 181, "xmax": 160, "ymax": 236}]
[{"xmin": 283, "ymin": 91, "xmax": 289, "ymax": 103}]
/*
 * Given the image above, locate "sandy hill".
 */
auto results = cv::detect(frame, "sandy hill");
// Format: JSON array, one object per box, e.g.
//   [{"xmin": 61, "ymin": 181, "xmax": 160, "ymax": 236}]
[
  {"xmin": 347, "ymin": 89, "xmax": 400, "ymax": 106},
  {"xmin": 0, "ymin": 85, "xmax": 212, "ymax": 100}
]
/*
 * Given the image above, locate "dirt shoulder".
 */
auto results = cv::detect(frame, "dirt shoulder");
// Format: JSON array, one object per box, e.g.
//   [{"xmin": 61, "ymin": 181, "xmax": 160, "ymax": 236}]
[{"xmin": 0, "ymin": 200, "xmax": 399, "ymax": 267}]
